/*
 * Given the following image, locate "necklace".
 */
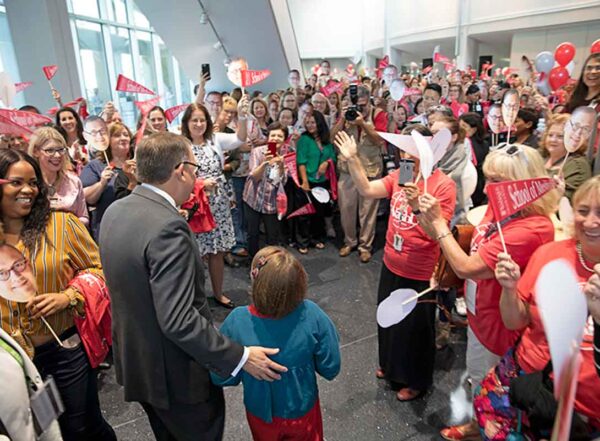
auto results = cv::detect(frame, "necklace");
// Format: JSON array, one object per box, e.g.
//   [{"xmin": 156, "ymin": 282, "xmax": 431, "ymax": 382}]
[{"xmin": 576, "ymin": 242, "xmax": 595, "ymax": 272}]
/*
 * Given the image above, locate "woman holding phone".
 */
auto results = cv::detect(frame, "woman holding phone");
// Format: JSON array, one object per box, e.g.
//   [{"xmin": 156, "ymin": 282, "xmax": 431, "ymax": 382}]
[
  {"xmin": 242, "ymin": 123, "xmax": 288, "ymax": 257},
  {"xmin": 334, "ymin": 125, "xmax": 456, "ymax": 401}
]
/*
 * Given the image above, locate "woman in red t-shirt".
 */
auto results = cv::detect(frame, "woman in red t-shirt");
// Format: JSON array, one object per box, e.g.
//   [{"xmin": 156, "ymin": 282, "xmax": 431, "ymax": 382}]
[
  {"xmin": 418, "ymin": 144, "xmax": 559, "ymax": 441},
  {"xmin": 473, "ymin": 176, "xmax": 600, "ymax": 440},
  {"xmin": 334, "ymin": 126, "xmax": 456, "ymax": 401}
]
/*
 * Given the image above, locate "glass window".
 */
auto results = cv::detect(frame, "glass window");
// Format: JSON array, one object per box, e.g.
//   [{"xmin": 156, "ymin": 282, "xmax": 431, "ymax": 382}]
[
  {"xmin": 135, "ymin": 31, "xmax": 157, "ymax": 94},
  {"xmin": 105, "ymin": 0, "xmax": 128, "ymax": 24},
  {"xmin": 157, "ymin": 37, "xmax": 176, "ymax": 108},
  {"xmin": 72, "ymin": 20, "xmax": 111, "ymax": 110},
  {"xmin": 109, "ymin": 26, "xmax": 136, "ymax": 127},
  {"xmin": 70, "ymin": 0, "xmax": 100, "ymax": 18},
  {"xmin": 177, "ymin": 59, "xmax": 192, "ymax": 104}
]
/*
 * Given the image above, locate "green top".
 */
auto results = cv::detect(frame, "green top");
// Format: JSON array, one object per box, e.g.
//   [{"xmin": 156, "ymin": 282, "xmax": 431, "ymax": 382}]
[
  {"xmin": 296, "ymin": 135, "xmax": 336, "ymax": 184},
  {"xmin": 547, "ymin": 154, "xmax": 592, "ymax": 201}
]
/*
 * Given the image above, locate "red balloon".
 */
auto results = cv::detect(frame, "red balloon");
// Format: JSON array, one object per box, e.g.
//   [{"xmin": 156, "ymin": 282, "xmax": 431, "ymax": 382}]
[
  {"xmin": 592, "ymin": 39, "xmax": 600, "ymax": 54},
  {"xmin": 548, "ymin": 66, "xmax": 570, "ymax": 90},
  {"xmin": 555, "ymin": 42, "xmax": 576, "ymax": 67}
]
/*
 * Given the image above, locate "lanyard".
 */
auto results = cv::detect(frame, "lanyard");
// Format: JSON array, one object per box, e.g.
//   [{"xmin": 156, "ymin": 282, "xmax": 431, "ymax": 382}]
[{"xmin": 0, "ymin": 337, "xmax": 24, "ymax": 369}]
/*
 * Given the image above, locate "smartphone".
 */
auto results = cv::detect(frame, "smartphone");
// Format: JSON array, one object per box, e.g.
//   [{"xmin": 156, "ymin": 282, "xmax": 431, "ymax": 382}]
[
  {"xmin": 398, "ymin": 159, "xmax": 415, "ymax": 186},
  {"xmin": 267, "ymin": 141, "xmax": 277, "ymax": 157},
  {"xmin": 201, "ymin": 63, "xmax": 211, "ymax": 81}
]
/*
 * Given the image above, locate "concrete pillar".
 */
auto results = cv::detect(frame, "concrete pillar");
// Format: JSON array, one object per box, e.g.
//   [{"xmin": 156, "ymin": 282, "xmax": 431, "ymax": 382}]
[{"xmin": 5, "ymin": 0, "xmax": 81, "ymax": 111}]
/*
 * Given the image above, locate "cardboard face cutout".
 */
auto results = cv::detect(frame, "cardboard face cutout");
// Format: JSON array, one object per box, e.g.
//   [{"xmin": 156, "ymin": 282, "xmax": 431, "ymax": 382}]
[
  {"xmin": 84, "ymin": 118, "xmax": 109, "ymax": 152},
  {"xmin": 564, "ymin": 106, "xmax": 595, "ymax": 153},
  {"xmin": 501, "ymin": 89, "xmax": 519, "ymax": 128},
  {"xmin": 0, "ymin": 244, "xmax": 37, "ymax": 303},
  {"xmin": 487, "ymin": 106, "xmax": 504, "ymax": 135},
  {"xmin": 227, "ymin": 58, "xmax": 248, "ymax": 88}
]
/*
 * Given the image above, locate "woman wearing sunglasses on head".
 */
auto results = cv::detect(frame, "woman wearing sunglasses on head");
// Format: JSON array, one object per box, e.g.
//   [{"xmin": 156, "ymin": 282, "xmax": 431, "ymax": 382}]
[
  {"xmin": 418, "ymin": 144, "xmax": 559, "ymax": 441},
  {"xmin": 28, "ymin": 127, "xmax": 88, "ymax": 226},
  {"xmin": 0, "ymin": 149, "xmax": 116, "ymax": 440}
]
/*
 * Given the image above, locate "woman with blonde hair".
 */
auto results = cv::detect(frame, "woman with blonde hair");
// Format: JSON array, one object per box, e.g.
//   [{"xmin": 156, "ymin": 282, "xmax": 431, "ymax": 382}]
[
  {"xmin": 539, "ymin": 113, "xmax": 591, "ymax": 201},
  {"xmin": 476, "ymin": 176, "xmax": 600, "ymax": 439},
  {"xmin": 418, "ymin": 144, "xmax": 559, "ymax": 441},
  {"xmin": 29, "ymin": 126, "xmax": 88, "ymax": 226}
]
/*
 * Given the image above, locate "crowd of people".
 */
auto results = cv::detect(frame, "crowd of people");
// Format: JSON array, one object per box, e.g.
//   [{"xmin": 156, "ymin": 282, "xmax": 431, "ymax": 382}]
[{"xmin": 0, "ymin": 50, "xmax": 599, "ymax": 441}]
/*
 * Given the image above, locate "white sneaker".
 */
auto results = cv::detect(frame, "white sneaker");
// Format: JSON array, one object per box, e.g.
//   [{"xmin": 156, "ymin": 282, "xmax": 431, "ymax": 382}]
[{"xmin": 455, "ymin": 297, "xmax": 467, "ymax": 317}]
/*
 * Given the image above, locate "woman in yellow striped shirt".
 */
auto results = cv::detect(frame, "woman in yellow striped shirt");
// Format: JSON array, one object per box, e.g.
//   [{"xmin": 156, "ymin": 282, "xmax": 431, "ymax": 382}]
[{"xmin": 0, "ymin": 149, "xmax": 115, "ymax": 440}]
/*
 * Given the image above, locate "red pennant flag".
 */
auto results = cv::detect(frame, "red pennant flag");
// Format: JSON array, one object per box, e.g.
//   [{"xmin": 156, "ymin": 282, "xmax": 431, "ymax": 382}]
[
  {"xmin": 115, "ymin": 74, "xmax": 156, "ymax": 95},
  {"xmin": 276, "ymin": 189, "xmax": 288, "ymax": 220},
  {"xmin": 164, "ymin": 104, "xmax": 189, "ymax": 123},
  {"xmin": 0, "ymin": 109, "xmax": 52, "ymax": 128},
  {"xmin": 433, "ymin": 53, "xmax": 450, "ymax": 63},
  {"xmin": 14, "ymin": 82, "xmax": 33, "ymax": 93},
  {"xmin": 63, "ymin": 97, "xmax": 85, "ymax": 108},
  {"xmin": 287, "ymin": 202, "xmax": 316, "ymax": 219},
  {"xmin": 376, "ymin": 55, "xmax": 390, "ymax": 79},
  {"xmin": 421, "ymin": 66, "xmax": 433, "ymax": 75},
  {"xmin": 0, "ymin": 115, "xmax": 33, "ymax": 138},
  {"xmin": 326, "ymin": 159, "xmax": 337, "ymax": 201},
  {"xmin": 240, "ymin": 69, "xmax": 271, "ymax": 88},
  {"xmin": 42, "ymin": 65, "xmax": 58, "ymax": 81},
  {"xmin": 320, "ymin": 80, "xmax": 344, "ymax": 97},
  {"xmin": 487, "ymin": 177, "xmax": 555, "ymax": 221},
  {"xmin": 283, "ymin": 152, "xmax": 300, "ymax": 187},
  {"xmin": 134, "ymin": 96, "xmax": 161, "ymax": 116},
  {"xmin": 46, "ymin": 106, "xmax": 59, "ymax": 115}
]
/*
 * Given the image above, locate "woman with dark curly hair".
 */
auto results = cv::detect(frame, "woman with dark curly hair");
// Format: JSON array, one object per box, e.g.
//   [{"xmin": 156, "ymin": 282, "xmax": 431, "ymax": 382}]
[{"xmin": 0, "ymin": 149, "xmax": 115, "ymax": 440}]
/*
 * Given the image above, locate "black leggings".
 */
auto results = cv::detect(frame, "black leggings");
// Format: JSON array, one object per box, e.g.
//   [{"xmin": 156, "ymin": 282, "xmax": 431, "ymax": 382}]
[
  {"xmin": 33, "ymin": 327, "xmax": 116, "ymax": 441},
  {"xmin": 244, "ymin": 203, "xmax": 282, "ymax": 257},
  {"xmin": 297, "ymin": 181, "xmax": 332, "ymax": 248}
]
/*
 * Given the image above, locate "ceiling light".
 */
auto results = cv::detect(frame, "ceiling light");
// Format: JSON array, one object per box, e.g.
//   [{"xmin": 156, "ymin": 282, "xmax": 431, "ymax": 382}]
[{"xmin": 199, "ymin": 12, "xmax": 208, "ymax": 24}]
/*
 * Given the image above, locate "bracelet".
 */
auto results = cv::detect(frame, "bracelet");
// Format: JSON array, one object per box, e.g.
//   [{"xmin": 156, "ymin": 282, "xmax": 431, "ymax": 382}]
[{"xmin": 436, "ymin": 231, "xmax": 452, "ymax": 241}]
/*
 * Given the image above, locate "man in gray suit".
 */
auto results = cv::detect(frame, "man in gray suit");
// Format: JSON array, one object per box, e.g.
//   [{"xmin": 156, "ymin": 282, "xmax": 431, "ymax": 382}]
[{"xmin": 99, "ymin": 132, "xmax": 286, "ymax": 441}]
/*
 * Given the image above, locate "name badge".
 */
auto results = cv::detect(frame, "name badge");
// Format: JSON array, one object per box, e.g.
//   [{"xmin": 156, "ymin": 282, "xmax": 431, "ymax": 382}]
[
  {"xmin": 30, "ymin": 375, "xmax": 64, "ymax": 435},
  {"xmin": 393, "ymin": 234, "xmax": 404, "ymax": 252}
]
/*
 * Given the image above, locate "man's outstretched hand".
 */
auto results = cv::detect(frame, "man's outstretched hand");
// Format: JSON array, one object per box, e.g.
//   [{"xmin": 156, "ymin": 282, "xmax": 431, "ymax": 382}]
[{"xmin": 243, "ymin": 347, "xmax": 288, "ymax": 381}]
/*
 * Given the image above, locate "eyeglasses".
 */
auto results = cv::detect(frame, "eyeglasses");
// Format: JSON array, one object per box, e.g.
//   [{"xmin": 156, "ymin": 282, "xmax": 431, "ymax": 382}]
[
  {"xmin": 0, "ymin": 257, "xmax": 28, "ymax": 282},
  {"xmin": 584, "ymin": 65, "xmax": 600, "ymax": 73},
  {"xmin": 84, "ymin": 129, "xmax": 108, "ymax": 138},
  {"xmin": 40, "ymin": 147, "xmax": 67, "ymax": 156},
  {"xmin": 567, "ymin": 120, "xmax": 593, "ymax": 137},
  {"xmin": 177, "ymin": 161, "xmax": 200, "ymax": 173}
]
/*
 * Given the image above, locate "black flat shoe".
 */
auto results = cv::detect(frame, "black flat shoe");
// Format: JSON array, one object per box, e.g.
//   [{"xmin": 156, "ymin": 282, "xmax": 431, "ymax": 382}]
[{"xmin": 214, "ymin": 297, "xmax": 235, "ymax": 309}]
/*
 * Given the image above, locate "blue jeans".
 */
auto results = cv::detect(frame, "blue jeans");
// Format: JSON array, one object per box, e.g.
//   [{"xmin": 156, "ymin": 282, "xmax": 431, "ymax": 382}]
[{"xmin": 230, "ymin": 176, "xmax": 247, "ymax": 250}]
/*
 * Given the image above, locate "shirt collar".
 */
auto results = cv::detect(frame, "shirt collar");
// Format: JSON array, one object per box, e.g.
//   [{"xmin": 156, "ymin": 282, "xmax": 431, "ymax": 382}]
[{"xmin": 140, "ymin": 183, "xmax": 177, "ymax": 208}]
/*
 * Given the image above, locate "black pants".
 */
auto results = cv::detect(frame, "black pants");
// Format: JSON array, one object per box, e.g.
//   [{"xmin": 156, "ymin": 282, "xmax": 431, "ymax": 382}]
[
  {"xmin": 141, "ymin": 383, "xmax": 225, "ymax": 441},
  {"xmin": 244, "ymin": 203, "xmax": 281, "ymax": 257},
  {"xmin": 33, "ymin": 327, "xmax": 116, "ymax": 441},
  {"xmin": 377, "ymin": 264, "xmax": 436, "ymax": 391},
  {"xmin": 297, "ymin": 181, "xmax": 332, "ymax": 248}
]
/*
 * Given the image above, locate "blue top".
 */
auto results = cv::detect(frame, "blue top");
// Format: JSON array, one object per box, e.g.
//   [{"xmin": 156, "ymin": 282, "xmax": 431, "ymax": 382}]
[
  {"xmin": 80, "ymin": 159, "xmax": 118, "ymax": 240},
  {"xmin": 211, "ymin": 300, "xmax": 341, "ymax": 423}
]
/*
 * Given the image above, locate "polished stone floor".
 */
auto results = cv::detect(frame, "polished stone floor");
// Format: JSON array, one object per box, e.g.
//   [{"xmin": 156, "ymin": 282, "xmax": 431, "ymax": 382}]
[{"xmin": 98, "ymin": 220, "xmax": 469, "ymax": 440}]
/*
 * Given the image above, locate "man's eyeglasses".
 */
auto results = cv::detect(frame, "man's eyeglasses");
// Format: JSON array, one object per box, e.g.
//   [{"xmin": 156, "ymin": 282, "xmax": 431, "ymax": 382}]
[
  {"xmin": 84, "ymin": 129, "xmax": 108, "ymax": 138},
  {"xmin": 177, "ymin": 161, "xmax": 200, "ymax": 173},
  {"xmin": 41, "ymin": 147, "xmax": 67, "ymax": 156},
  {"xmin": 567, "ymin": 120, "xmax": 592, "ymax": 137},
  {"xmin": 0, "ymin": 257, "xmax": 28, "ymax": 282}
]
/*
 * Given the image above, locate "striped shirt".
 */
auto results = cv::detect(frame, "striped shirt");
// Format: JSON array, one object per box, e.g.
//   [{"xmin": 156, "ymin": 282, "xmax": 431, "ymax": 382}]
[
  {"xmin": 242, "ymin": 146, "xmax": 286, "ymax": 214},
  {"xmin": 0, "ymin": 212, "xmax": 102, "ymax": 357}
]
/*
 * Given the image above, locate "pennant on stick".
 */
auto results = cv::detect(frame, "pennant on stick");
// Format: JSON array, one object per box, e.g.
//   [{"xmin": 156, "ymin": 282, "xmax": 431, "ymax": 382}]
[{"xmin": 116, "ymin": 74, "xmax": 156, "ymax": 95}]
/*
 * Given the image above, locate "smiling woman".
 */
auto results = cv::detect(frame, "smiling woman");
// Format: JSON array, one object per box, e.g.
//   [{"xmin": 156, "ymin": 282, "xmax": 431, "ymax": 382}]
[{"xmin": 0, "ymin": 148, "xmax": 116, "ymax": 439}]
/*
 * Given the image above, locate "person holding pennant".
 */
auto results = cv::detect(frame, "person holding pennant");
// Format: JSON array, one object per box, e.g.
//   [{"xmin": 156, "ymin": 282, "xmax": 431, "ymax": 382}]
[
  {"xmin": 334, "ymin": 124, "xmax": 456, "ymax": 401},
  {"xmin": 0, "ymin": 149, "xmax": 116, "ymax": 440},
  {"xmin": 181, "ymin": 96, "xmax": 249, "ymax": 309},
  {"xmin": 472, "ymin": 176, "xmax": 600, "ymax": 440},
  {"xmin": 418, "ymin": 144, "xmax": 558, "ymax": 441}
]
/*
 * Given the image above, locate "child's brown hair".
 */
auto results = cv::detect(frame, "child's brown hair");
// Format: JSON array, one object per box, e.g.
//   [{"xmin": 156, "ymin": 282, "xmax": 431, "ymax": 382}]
[{"xmin": 250, "ymin": 246, "xmax": 307, "ymax": 318}]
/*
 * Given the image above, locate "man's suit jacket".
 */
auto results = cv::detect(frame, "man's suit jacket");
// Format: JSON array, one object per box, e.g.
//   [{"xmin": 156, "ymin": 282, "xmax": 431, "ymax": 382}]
[{"xmin": 99, "ymin": 185, "xmax": 244, "ymax": 410}]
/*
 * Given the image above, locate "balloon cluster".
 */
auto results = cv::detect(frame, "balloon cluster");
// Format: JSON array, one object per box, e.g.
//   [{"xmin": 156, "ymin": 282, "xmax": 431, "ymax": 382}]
[{"xmin": 534, "ymin": 39, "xmax": 600, "ymax": 95}]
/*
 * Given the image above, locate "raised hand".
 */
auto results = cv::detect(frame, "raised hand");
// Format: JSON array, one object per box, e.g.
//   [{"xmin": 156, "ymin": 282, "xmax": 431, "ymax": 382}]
[
  {"xmin": 495, "ymin": 253, "xmax": 521, "ymax": 292},
  {"xmin": 334, "ymin": 131, "xmax": 357, "ymax": 160}
]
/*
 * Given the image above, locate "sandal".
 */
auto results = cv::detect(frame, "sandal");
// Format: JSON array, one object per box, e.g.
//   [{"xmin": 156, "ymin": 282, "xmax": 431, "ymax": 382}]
[
  {"xmin": 298, "ymin": 247, "xmax": 309, "ymax": 255},
  {"xmin": 396, "ymin": 388, "xmax": 423, "ymax": 402},
  {"xmin": 440, "ymin": 421, "xmax": 481, "ymax": 441},
  {"xmin": 375, "ymin": 368, "xmax": 385, "ymax": 379},
  {"xmin": 315, "ymin": 242, "xmax": 325, "ymax": 250}
]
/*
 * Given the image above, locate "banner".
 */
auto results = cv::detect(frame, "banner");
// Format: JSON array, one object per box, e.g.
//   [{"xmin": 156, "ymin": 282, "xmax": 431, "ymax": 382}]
[
  {"xmin": 42, "ymin": 65, "xmax": 58, "ymax": 81},
  {"xmin": 487, "ymin": 177, "xmax": 555, "ymax": 221},
  {"xmin": 14, "ymin": 82, "xmax": 33, "ymax": 93},
  {"xmin": 320, "ymin": 80, "xmax": 344, "ymax": 97},
  {"xmin": 134, "ymin": 96, "xmax": 161, "ymax": 116},
  {"xmin": 283, "ymin": 152, "xmax": 300, "ymax": 187},
  {"xmin": 115, "ymin": 74, "xmax": 156, "ymax": 95},
  {"xmin": 0, "ymin": 109, "xmax": 52, "ymax": 128},
  {"xmin": 433, "ymin": 53, "xmax": 450, "ymax": 63},
  {"xmin": 164, "ymin": 104, "xmax": 189, "ymax": 123},
  {"xmin": 0, "ymin": 115, "xmax": 33, "ymax": 138},
  {"xmin": 240, "ymin": 69, "xmax": 271, "ymax": 88},
  {"xmin": 63, "ymin": 97, "xmax": 84, "ymax": 108},
  {"xmin": 287, "ymin": 202, "xmax": 316, "ymax": 219}
]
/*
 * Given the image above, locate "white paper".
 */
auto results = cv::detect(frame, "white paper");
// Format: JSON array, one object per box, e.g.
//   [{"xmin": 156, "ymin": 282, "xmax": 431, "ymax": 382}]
[
  {"xmin": 389, "ymin": 79, "xmax": 405, "ymax": 101},
  {"xmin": 376, "ymin": 288, "xmax": 418, "ymax": 328},
  {"xmin": 412, "ymin": 130, "xmax": 434, "ymax": 180},
  {"xmin": 535, "ymin": 259, "xmax": 587, "ymax": 394}
]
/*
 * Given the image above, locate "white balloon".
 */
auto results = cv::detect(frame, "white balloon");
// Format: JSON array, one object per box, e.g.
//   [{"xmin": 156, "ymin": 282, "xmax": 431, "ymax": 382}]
[
  {"xmin": 376, "ymin": 288, "xmax": 418, "ymax": 328},
  {"xmin": 412, "ymin": 130, "xmax": 433, "ymax": 180},
  {"xmin": 311, "ymin": 186, "xmax": 330, "ymax": 204},
  {"xmin": 389, "ymin": 79, "xmax": 405, "ymax": 101},
  {"xmin": 535, "ymin": 259, "xmax": 587, "ymax": 394}
]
